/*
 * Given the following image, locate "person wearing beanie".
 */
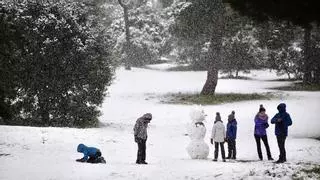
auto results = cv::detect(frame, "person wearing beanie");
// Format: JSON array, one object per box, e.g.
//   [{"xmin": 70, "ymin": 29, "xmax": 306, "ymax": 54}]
[
  {"xmin": 134, "ymin": 113, "xmax": 152, "ymax": 164},
  {"xmin": 211, "ymin": 112, "xmax": 226, "ymax": 162},
  {"xmin": 271, "ymin": 103, "xmax": 292, "ymax": 163},
  {"xmin": 226, "ymin": 110, "xmax": 237, "ymax": 159},
  {"xmin": 214, "ymin": 112, "xmax": 222, "ymax": 123},
  {"xmin": 254, "ymin": 106, "xmax": 273, "ymax": 161}
]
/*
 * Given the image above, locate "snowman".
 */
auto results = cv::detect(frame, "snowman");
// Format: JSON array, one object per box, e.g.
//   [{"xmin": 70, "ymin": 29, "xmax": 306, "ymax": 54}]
[{"xmin": 186, "ymin": 106, "xmax": 209, "ymax": 159}]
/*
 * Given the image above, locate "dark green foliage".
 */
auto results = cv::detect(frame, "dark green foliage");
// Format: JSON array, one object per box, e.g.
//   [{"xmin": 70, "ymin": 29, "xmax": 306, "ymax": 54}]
[
  {"xmin": 161, "ymin": 92, "xmax": 271, "ymax": 105},
  {"xmin": 255, "ymin": 22, "xmax": 304, "ymax": 79},
  {"xmin": 222, "ymin": 31, "xmax": 257, "ymax": 77},
  {"xmin": 112, "ymin": 1, "xmax": 171, "ymax": 67},
  {"xmin": 159, "ymin": 0, "xmax": 174, "ymax": 8},
  {"xmin": 225, "ymin": 0, "xmax": 320, "ymax": 84},
  {"xmin": 270, "ymin": 83, "xmax": 320, "ymax": 91},
  {"xmin": 171, "ymin": 0, "xmax": 225, "ymax": 95},
  {"xmin": 0, "ymin": 1, "xmax": 113, "ymax": 127},
  {"xmin": 224, "ymin": 0, "xmax": 320, "ymax": 27},
  {"xmin": 173, "ymin": 0, "xmax": 224, "ymax": 40}
]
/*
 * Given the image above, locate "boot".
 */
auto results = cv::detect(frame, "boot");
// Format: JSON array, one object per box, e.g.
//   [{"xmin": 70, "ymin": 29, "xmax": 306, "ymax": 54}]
[
  {"xmin": 268, "ymin": 157, "xmax": 274, "ymax": 161},
  {"xmin": 275, "ymin": 159, "xmax": 285, "ymax": 163}
]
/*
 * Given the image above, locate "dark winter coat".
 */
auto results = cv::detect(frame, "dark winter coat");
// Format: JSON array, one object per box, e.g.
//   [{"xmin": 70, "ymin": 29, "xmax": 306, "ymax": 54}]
[
  {"xmin": 254, "ymin": 113, "xmax": 269, "ymax": 136},
  {"xmin": 271, "ymin": 103, "xmax": 292, "ymax": 136},
  {"xmin": 77, "ymin": 144, "xmax": 100, "ymax": 161},
  {"xmin": 134, "ymin": 113, "xmax": 152, "ymax": 140},
  {"xmin": 226, "ymin": 119, "xmax": 237, "ymax": 140}
]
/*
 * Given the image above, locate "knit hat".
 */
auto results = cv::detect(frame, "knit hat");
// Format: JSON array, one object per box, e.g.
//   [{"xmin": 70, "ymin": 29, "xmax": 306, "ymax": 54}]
[
  {"xmin": 215, "ymin": 112, "xmax": 221, "ymax": 123},
  {"xmin": 259, "ymin": 107, "xmax": 266, "ymax": 113},
  {"xmin": 228, "ymin": 111, "xmax": 235, "ymax": 121}
]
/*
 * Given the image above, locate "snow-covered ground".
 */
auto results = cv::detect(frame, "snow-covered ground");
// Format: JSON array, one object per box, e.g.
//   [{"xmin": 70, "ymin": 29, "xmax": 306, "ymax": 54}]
[{"xmin": 1, "ymin": 67, "xmax": 320, "ymax": 180}]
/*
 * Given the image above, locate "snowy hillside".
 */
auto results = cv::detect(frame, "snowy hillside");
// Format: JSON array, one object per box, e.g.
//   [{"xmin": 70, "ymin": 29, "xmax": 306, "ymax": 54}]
[{"xmin": 1, "ymin": 67, "xmax": 320, "ymax": 180}]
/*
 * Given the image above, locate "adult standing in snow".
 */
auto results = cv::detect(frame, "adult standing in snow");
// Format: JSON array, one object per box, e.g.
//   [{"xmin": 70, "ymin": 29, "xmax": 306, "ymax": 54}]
[
  {"xmin": 134, "ymin": 113, "xmax": 152, "ymax": 164},
  {"xmin": 271, "ymin": 103, "xmax": 292, "ymax": 163},
  {"xmin": 254, "ymin": 106, "xmax": 273, "ymax": 161},
  {"xmin": 226, "ymin": 111, "xmax": 237, "ymax": 159},
  {"xmin": 211, "ymin": 112, "xmax": 226, "ymax": 162}
]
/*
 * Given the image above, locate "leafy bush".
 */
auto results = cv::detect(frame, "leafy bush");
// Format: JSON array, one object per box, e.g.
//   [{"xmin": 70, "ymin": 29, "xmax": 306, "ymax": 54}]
[{"xmin": 0, "ymin": 1, "xmax": 113, "ymax": 127}]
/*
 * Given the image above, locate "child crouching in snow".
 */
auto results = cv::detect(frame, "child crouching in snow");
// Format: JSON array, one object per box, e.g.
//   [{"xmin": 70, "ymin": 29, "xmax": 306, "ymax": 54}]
[
  {"xmin": 76, "ymin": 144, "xmax": 106, "ymax": 163},
  {"xmin": 211, "ymin": 112, "xmax": 226, "ymax": 162}
]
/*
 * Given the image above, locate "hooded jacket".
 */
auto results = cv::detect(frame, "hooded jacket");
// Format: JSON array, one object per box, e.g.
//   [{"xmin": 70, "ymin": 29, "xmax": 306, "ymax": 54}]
[
  {"xmin": 254, "ymin": 113, "xmax": 269, "ymax": 136},
  {"xmin": 271, "ymin": 103, "xmax": 292, "ymax": 136},
  {"xmin": 211, "ymin": 120, "xmax": 226, "ymax": 142},
  {"xmin": 134, "ymin": 113, "xmax": 152, "ymax": 140},
  {"xmin": 77, "ymin": 144, "xmax": 100, "ymax": 161},
  {"xmin": 227, "ymin": 119, "xmax": 237, "ymax": 140}
]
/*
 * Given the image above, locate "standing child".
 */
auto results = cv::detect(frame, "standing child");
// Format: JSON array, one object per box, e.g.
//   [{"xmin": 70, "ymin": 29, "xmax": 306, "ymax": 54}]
[
  {"xmin": 211, "ymin": 112, "xmax": 226, "ymax": 162},
  {"xmin": 226, "ymin": 111, "xmax": 237, "ymax": 159},
  {"xmin": 254, "ymin": 106, "xmax": 273, "ymax": 160}
]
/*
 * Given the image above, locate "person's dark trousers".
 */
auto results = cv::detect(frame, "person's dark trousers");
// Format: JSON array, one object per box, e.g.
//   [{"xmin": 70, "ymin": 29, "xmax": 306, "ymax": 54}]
[
  {"xmin": 276, "ymin": 136, "xmax": 287, "ymax": 161},
  {"xmin": 87, "ymin": 151, "xmax": 102, "ymax": 163},
  {"xmin": 214, "ymin": 142, "xmax": 225, "ymax": 160},
  {"xmin": 254, "ymin": 135, "xmax": 272, "ymax": 160},
  {"xmin": 136, "ymin": 138, "xmax": 147, "ymax": 163},
  {"xmin": 227, "ymin": 139, "xmax": 236, "ymax": 159}
]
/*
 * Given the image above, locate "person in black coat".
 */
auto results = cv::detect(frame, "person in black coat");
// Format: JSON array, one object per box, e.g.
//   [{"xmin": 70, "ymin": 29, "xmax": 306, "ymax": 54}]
[{"xmin": 271, "ymin": 103, "xmax": 292, "ymax": 163}]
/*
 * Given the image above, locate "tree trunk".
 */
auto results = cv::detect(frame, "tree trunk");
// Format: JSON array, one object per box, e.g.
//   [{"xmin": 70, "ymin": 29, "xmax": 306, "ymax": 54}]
[
  {"xmin": 200, "ymin": 0, "xmax": 224, "ymax": 95},
  {"xmin": 39, "ymin": 92, "xmax": 50, "ymax": 126},
  {"xmin": 201, "ymin": 38, "xmax": 220, "ymax": 95},
  {"xmin": 303, "ymin": 25, "xmax": 312, "ymax": 84},
  {"xmin": 287, "ymin": 72, "xmax": 291, "ymax": 80},
  {"xmin": 201, "ymin": 64, "xmax": 218, "ymax": 95},
  {"xmin": 118, "ymin": 0, "xmax": 132, "ymax": 70}
]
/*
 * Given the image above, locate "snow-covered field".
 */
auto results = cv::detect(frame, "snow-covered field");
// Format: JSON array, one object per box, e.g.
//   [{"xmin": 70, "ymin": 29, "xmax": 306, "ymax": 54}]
[{"xmin": 1, "ymin": 67, "xmax": 320, "ymax": 180}]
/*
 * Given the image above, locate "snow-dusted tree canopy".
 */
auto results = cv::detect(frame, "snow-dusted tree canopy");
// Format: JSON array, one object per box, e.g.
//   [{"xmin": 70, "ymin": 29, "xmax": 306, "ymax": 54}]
[
  {"xmin": 0, "ymin": 0, "xmax": 114, "ymax": 127},
  {"xmin": 1, "ymin": 0, "xmax": 320, "ymax": 127}
]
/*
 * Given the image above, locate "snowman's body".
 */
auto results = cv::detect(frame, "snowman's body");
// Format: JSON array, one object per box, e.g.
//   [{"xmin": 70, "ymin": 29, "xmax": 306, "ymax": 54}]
[{"xmin": 186, "ymin": 108, "xmax": 209, "ymax": 159}]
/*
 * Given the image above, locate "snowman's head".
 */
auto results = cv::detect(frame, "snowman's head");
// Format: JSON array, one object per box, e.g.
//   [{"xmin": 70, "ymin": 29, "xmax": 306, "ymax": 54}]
[{"xmin": 190, "ymin": 106, "xmax": 206, "ymax": 123}]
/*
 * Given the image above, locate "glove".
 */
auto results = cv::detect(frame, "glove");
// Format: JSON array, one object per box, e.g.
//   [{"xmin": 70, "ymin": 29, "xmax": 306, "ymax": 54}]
[
  {"xmin": 76, "ymin": 158, "xmax": 86, "ymax": 162},
  {"xmin": 210, "ymin": 138, "xmax": 213, "ymax": 145}
]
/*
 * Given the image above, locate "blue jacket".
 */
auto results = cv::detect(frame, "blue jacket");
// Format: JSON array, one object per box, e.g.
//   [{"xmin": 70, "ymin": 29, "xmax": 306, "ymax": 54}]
[
  {"xmin": 77, "ymin": 144, "xmax": 99, "ymax": 161},
  {"xmin": 271, "ymin": 103, "xmax": 292, "ymax": 136},
  {"xmin": 227, "ymin": 119, "xmax": 237, "ymax": 139}
]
